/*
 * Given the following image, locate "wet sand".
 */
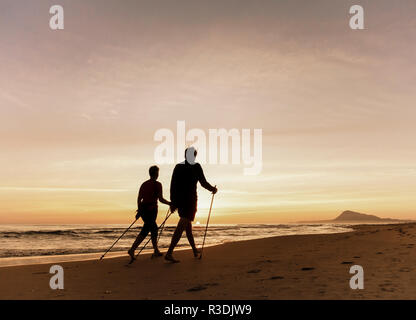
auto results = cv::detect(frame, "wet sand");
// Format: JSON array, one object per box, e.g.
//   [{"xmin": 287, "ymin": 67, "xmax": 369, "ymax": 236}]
[{"xmin": 0, "ymin": 223, "xmax": 415, "ymax": 299}]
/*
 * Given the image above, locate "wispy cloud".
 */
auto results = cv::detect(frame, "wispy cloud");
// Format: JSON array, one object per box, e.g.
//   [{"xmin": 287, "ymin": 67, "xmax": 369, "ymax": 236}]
[
  {"xmin": 0, "ymin": 91, "xmax": 30, "ymax": 109},
  {"xmin": 0, "ymin": 187, "xmax": 128, "ymax": 193}
]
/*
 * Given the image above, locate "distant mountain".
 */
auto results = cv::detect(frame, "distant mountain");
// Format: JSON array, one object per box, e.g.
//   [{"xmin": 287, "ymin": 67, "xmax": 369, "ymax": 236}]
[
  {"xmin": 334, "ymin": 210, "xmax": 388, "ymax": 222},
  {"xmin": 299, "ymin": 210, "xmax": 404, "ymax": 223}
]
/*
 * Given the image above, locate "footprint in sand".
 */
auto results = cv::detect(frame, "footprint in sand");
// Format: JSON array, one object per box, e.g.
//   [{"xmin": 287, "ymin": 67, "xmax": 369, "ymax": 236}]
[
  {"xmin": 247, "ymin": 269, "xmax": 261, "ymax": 274},
  {"xmin": 301, "ymin": 267, "xmax": 315, "ymax": 271},
  {"xmin": 258, "ymin": 259, "xmax": 275, "ymax": 264},
  {"xmin": 187, "ymin": 283, "xmax": 219, "ymax": 292},
  {"xmin": 187, "ymin": 285, "xmax": 207, "ymax": 292}
]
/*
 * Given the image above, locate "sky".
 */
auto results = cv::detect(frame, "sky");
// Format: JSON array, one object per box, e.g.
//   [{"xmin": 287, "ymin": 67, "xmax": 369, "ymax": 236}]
[{"xmin": 0, "ymin": 0, "xmax": 415, "ymax": 224}]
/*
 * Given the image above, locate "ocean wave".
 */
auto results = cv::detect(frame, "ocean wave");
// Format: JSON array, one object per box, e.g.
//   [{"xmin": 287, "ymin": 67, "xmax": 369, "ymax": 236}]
[{"xmin": 0, "ymin": 230, "xmax": 80, "ymax": 237}]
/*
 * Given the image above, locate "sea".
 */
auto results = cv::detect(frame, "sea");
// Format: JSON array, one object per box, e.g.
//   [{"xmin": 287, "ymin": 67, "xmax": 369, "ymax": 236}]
[{"xmin": 0, "ymin": 223, "xmax": 353, "ymax": 267}]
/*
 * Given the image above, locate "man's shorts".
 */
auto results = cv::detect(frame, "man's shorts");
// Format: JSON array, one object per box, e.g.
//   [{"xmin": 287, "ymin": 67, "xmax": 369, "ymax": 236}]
[{"xmin": 178, "ymin": 201, "xmax": 197, "ymax": 222}]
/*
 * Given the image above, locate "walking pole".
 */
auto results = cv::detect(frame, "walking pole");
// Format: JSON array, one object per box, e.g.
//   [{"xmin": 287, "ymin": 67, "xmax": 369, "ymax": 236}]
[
  {"xmin": 135, "ymin": 235, "xmax": 152, "ymax": 257},
  {"xmin": 199, "ymin": 188, "xmax": 216, "ymax": 260},
  {"xmin": 100, "ymin": 218, "xmax": 138, "ymax": 261},
  {"xmin": 157, "ymin": 208, "xmax": 172, "ymax": 243},
  {"xmin": 134, "ymin": 208, "xmax": 173, "ymax": 259}
]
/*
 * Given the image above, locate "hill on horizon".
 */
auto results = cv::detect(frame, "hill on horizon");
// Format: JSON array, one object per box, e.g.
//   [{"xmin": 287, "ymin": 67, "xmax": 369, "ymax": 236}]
[
  {"xmin": 299, "ymin": 210, "xmax": 404, "ymax": 223},
  {"xmin": 333, "ymin": 210, "xmax": 398, "ymax": 222}
]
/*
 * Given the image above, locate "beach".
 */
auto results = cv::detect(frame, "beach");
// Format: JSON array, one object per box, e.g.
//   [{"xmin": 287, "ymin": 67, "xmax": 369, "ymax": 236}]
[{"xmin": 0, "ymin": 223, "xmax": 415, "ymax": 300}]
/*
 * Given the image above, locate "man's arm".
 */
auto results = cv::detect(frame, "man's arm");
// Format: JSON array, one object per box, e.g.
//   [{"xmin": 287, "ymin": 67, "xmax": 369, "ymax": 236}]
[
  {"xmin": 197, "ymin": 164, "xmax": 217, "ymax": 193},
  {"xmin": 170, "ymin": 165, "xmax": 179, "ymax": 211}
]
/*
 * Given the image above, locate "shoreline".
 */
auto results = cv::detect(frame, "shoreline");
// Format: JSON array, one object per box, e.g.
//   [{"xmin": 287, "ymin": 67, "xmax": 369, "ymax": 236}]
[
  {"xmin": 0, "ymin": 222, "xmax": 415, "ymax": 299},
  {"xmin": 0, "ymin": 223, "xmax": 357, "ymax": 267},
  {"xmin": 0, "ymin": 244, "xmax": 212, "ymax": 268}
]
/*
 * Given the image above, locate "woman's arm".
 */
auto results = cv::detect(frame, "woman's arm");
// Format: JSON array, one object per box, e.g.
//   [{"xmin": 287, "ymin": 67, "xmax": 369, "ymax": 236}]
[
  {"xmin": 158, "ymin": 183, "xmax": 171, "ymax": 206},
  {"xmin": 137, "ymin": 186, "xmax": 143, "ymax": 210},
  {"xmin": 135, "ymin": 187, "xmax": 144, "ymax": 219}
]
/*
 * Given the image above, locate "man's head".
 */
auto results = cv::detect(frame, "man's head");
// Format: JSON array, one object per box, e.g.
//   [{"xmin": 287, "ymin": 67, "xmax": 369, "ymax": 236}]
[
  {"xmin": 149, "ymin": 165, "xmax": 159, "ymax": 180},
  {"xmin": 184, "ymin": 147, "xmax": 197, "ymax": 164}
]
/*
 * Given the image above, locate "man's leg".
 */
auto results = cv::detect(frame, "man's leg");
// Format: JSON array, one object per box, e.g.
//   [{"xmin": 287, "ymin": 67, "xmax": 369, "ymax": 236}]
[
  {"xmin": 185, "ymin": 222, "xmax": 200, "ymax": 257},
  {"xmin": 165, "ymin": 217, "xmax": 189, "ymax": 262}
]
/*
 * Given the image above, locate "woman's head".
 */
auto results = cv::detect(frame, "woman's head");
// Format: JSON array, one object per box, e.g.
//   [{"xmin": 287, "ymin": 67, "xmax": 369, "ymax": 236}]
[{"xmin": 149, "ymin": 165, "xmax": 159, "ymax": 179}]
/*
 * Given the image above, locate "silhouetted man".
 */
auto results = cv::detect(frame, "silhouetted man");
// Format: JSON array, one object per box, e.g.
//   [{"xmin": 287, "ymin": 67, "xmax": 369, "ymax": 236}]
[
  {"xmin": 128, "ymin": 166, "xmax": 171, "ymax": 262},
  {"xmin": 165, "ymin": 147, "xmax": 218, "ymax": 263}
]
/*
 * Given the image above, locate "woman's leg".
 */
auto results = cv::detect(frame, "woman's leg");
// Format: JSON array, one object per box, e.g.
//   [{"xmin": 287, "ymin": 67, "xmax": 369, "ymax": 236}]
[
  {"xmin": 149, "ymin": 221, "xmax": 162, "ymax": 255},
  {"xmin": 128, "ymin": 224, "xmax": 149, "ymax": 259}
]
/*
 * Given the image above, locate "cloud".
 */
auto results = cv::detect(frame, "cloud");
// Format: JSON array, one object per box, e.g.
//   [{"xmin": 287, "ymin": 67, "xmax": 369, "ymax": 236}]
[
  {"xmin": 0, "ymin": 187, "xmax": 128, "ymax": 192},
  {"xmin": 0, "ymin": 91, "xmax": 31, "ymax": 109}
]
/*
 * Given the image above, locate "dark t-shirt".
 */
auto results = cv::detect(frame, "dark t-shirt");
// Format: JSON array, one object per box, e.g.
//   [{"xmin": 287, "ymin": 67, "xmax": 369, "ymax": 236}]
[
  {"xmin": 139, "ymin": 179, "xmax": 162, "ymax": 207},
  {"xmin": 170, "ymin": 162, "xmax": 215, "ymax": 207}
]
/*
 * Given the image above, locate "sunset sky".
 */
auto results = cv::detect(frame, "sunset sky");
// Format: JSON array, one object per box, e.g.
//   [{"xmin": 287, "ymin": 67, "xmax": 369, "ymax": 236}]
[{"xmin": 1, "ymin": 0, "xmax": 415, "ymax": 224}]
